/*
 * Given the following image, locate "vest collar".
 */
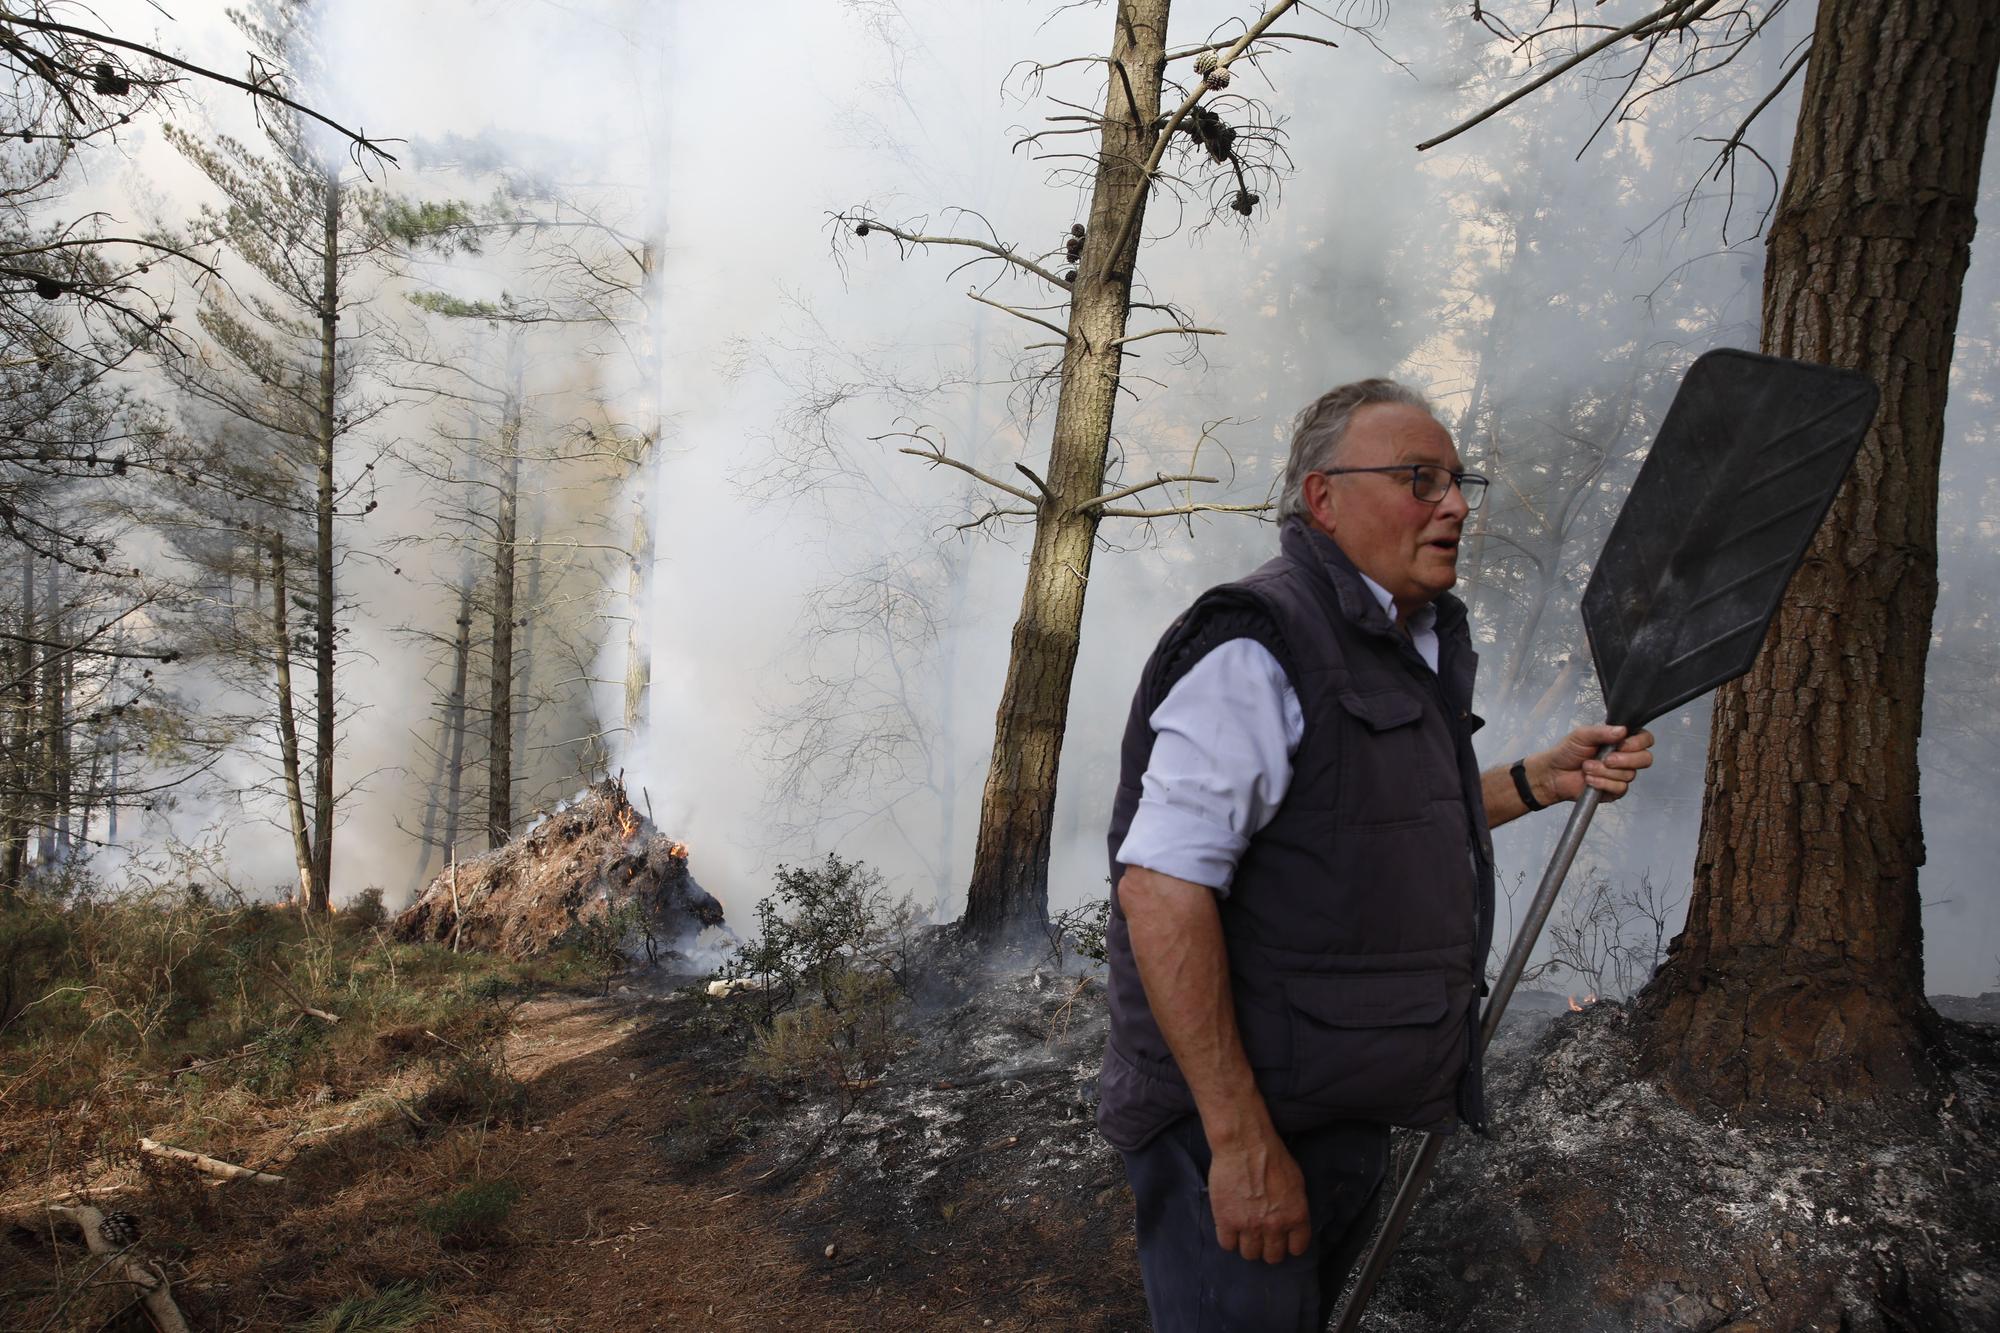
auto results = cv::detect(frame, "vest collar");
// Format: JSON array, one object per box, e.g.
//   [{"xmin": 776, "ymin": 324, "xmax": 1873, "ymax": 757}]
[{"xmin": 1278, "ymin": 517, "xmax": 1468, "ymax": 644}]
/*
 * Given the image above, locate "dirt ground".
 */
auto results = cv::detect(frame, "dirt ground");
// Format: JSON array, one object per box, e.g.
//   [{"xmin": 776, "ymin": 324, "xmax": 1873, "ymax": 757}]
[
  {"xmin": 426, "ymin": 989, "xmax": 1143, "ymax": 1331},
  {"xmin": 0, "ymin": 980, "xmax": 1145, "ymax": 1331}
]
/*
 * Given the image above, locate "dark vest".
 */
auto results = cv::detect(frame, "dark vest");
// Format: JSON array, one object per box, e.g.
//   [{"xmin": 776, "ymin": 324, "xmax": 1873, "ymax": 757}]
[{"xmin": 1096, "ymin": 518, "xmax": 1495, "ymax": 1152}]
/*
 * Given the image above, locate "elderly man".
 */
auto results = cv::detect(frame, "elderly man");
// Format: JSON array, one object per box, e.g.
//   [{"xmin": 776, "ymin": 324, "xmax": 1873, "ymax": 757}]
[{"xmin": 1098, "ymin": 378, "xmax": 1654, "ymax": 1331}]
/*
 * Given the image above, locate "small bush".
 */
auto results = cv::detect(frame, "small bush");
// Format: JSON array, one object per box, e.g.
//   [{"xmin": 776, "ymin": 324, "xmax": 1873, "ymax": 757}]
[
  {"xmin": 747, "ymin": 967, "xmax": 906, "ymax": 1116},
  {"xmin": 419, "ymin": 1178, "xmax": 521, "ymax": 1247},
  {"xmin": 557, "ymin": 900, "xmax": 643, "ymax": 994},
  {"xmin": 295, "ymin": 1281, "xmax": 438, "ymax": 1332},
  {"xmin": 1046, "ymin": 899, "xmax": 1111, "ymax": 969},
  {"xmin": 342, "ymin": 886, "xmax": 388, "ymax": 931}
]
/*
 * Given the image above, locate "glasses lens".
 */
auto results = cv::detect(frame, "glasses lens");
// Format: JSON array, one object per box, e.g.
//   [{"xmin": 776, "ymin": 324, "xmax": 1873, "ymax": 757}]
[
  {"xmin": 1459, "ymin": 473, "xmax": 1488, "ymax": 510},
  {"xmin": 1410, "ymin": 465, "xmax": 1449, "ymax": 502}
]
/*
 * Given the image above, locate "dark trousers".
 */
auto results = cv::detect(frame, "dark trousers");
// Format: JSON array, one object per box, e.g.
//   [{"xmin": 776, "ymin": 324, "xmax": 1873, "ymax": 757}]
[{"xmin": 1121, "ymin": 1115, "xmax": 1390, "ymax": 1333}]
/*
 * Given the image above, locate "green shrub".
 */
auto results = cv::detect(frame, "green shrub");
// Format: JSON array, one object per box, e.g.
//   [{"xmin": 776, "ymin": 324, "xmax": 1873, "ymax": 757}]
[
  {"xmin": 556, "ymin": 900, "xmax": 643, "ymax": 994},
  {"xmin": 419, "ymin": 1178, "xmax": 521, "ymax": 1247},
  {"xmin": 342, "ymin": 886, "xmax": 388, "ymax": 931},
  {"xmin": 1045, "ymin": 898, "xmax": 1112, "ymax": 969},
  {"xmin": 294, "ymin": 1281, "xmax": 438, "ymax": 1332}
]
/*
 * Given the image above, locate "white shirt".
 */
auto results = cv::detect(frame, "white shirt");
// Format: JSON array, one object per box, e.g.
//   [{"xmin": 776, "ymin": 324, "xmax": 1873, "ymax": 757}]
[{"xmin": 1115, "ymin": 573, "xmax": 1438, "ymax": 895}]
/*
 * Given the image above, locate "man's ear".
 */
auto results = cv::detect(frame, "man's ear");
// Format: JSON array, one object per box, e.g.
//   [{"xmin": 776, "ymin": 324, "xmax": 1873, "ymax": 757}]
[{"xmin": 1303, "ymin": 471, "xmax": 1337, "ymax": 533}]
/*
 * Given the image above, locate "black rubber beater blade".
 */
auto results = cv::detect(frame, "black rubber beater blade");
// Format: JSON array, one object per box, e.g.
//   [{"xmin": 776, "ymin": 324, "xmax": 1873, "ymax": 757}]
[{"xmin": 1582, "ymin": 349, "xmax": 1878, "ymax": 730}]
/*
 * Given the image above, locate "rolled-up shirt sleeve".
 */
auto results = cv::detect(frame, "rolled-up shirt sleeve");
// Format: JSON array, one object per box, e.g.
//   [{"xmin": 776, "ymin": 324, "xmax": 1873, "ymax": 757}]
[{"xmin": 1115, "ymin": 638, "xmax": 1303, "ymax": 895}]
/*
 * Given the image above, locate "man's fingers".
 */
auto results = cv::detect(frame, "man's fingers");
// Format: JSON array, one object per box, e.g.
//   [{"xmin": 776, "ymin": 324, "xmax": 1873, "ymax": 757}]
[{"xmin": 1288, "ymin": 1221, "xmax": 1312, "ymax": 1258}]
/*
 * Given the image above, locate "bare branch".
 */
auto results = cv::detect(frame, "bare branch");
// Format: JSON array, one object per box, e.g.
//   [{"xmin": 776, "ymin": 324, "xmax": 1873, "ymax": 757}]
[
  {"xmin": 1110, "ymin": 324, "xmax": 1226, "ymax": 347},
  {"xmin": 834, "ymin": 213, "xmax": 1068, "ymax": 287},
  {"xmin": 4, "ymin": 11, "xmax": 402, "ymax": 166},
  {"xmin": 880, "ymin": 431, "xmax": 1039, "ymax": 505},
  {"xmin": 1075, "ymin": 473, "xmax": 1221, "ymax": 512},
  {"xmin": 1099, "ymin": 500, "xmax": 1274, "ymax": 519},
  {"xmin": 1101, "ymin": 0, "xmax": 1303, "ymax": 268},
  {"xmin": 1417, "ymin": 0, "xmax": 1710, "ymax": 152},
  {"xmin": 965, "ymin": 288, "xmax": 1074, "ymax": 343},
  {"xmin": 1014, "ymin": 462, "xmax": 1055, "ymax": 503}
]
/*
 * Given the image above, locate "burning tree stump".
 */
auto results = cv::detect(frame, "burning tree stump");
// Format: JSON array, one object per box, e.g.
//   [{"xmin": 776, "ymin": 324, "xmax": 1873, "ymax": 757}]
[{"xmin": 395, "ymin": 778, "xmax": 723, "ymax": 961}]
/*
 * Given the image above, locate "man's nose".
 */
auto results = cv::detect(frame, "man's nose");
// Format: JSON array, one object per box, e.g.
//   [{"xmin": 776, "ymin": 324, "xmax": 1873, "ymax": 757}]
[{"xmin": 1436, "ymin": 477, "xmax": 1471, "ymax": 521}]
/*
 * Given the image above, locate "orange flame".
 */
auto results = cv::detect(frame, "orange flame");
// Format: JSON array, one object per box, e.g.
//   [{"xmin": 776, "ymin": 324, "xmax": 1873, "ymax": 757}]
[
  {"xmin": 616, "ymin": 806, "xmax": 640, "ymax": 841},
  {"xmin": 1566, "ymin": 992, "xmax": 1599, "ymax": 1012}
]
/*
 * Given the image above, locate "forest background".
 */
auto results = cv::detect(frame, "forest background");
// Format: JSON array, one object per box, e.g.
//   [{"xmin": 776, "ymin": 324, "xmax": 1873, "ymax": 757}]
[{"xmin": 5, "ymin": 0, "xmax": 1996, "ymax": 996}]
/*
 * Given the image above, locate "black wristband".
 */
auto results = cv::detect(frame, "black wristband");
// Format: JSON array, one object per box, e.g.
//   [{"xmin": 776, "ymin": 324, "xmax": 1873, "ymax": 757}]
[{"xmin": 1510, "ymin": 759, "xmax": 1545, "ymax": 812}]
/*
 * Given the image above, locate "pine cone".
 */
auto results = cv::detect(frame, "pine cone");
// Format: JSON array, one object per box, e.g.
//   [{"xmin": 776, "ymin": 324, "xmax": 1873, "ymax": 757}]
[
  {"xmin": 1193, "ymin": 51, "xmax": 1219, "ymax": 77},
  {"xmin": 1204, "ymin": 66, "xmax": 1233, "ymax": 91},
  {"xmin": 98, "ymin": 1211, "xmax": 140, "ymax": 1248}
]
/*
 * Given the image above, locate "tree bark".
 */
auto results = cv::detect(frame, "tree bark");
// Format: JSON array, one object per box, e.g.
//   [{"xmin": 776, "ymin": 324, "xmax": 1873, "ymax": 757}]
[
  {"xmin": 1635, "ymin": 0, "xmax": 2000, "ymax": 1119},
  {"xmin": 486, "ymin": 359, "xmax": 523, "ymax": 850},
  {"xmin": 305, "ymin": 166, "xmax": 340, "ymax": 916},
  {"xmin": 1, "ymin": 550, "xmax": 33, "ymax": 897},
  {"xmin": 441, "ymin": 571, "xmax": 473, "ymax": 867},
  {"xmin": 270, "ymin": 535, "xmax": 315, "ymax": 909},
  {"xmin": 623, "ymin": 238, "xmax": 662, "ymax": 738},
  {"xmin": 960, "ymin": 0, "xmax": 1170, "ymax": 943}
]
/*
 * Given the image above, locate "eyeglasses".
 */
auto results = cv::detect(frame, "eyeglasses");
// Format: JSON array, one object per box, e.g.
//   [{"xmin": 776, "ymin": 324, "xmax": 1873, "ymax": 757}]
[{"xmin": 1317, "ymin": 463, "xmax": 1489, "ymax": 510}]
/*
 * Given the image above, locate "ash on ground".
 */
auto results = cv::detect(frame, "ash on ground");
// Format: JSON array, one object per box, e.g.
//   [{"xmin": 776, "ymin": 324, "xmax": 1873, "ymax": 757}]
[
  {"xmin": 395, "ymin": 778, "xmax": 724, "ymax": 960},
  {"xmin": 1365, "ymin": 999, "xmax": 2000, "ymax": 1333},
  {"xmin": 648, "ymin": 935, "xmax": 1997, "ymax": 1331}
]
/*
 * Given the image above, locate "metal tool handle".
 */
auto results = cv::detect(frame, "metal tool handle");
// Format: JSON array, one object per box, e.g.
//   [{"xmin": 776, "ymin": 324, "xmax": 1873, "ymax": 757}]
[{"xmin": 1330, "ymin": 745, "xmax": 1615, "ymax": 1333}]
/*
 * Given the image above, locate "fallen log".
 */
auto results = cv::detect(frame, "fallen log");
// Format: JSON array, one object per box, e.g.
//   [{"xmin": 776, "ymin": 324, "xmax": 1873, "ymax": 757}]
[
  {"xmin": 46, "ymin": 1204, "xmax": 191, "ymax": 1333},
  {"xmin": 136, "ymin": 1138, "xmax": 285, "ymax": 1185}
]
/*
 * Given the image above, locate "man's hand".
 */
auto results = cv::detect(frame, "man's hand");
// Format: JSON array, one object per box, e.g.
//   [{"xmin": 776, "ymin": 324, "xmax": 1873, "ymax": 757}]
[
  {"xmin": 1483, "ymin": 723, "xmax": 1656, "ymax": 828},
  {"xmin": 1540, "ymin": 723, "xmax": 1655, "ymax": 803},
  {"xmin": 1207, "ymin": 1130, "xmax": 1312, "ymax": 1263}
]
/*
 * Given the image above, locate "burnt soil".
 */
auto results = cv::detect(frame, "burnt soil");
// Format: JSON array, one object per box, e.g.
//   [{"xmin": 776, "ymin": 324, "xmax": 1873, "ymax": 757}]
[{"xmin": 5, "ymin": 942, "xmax": 1993, "ymax": 1331}]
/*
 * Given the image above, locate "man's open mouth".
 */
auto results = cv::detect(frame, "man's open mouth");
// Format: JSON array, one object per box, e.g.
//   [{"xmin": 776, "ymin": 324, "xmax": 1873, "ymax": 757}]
[{"xmin": 1427, "ymin": 538, "xmax": 1459, "ymax": 552}]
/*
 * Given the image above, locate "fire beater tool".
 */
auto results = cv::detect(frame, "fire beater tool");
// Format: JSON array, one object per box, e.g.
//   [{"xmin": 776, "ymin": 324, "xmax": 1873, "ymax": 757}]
[{"xmin": 1331, "ymin": 347, "xmax": 1880, "ymax": 1332}]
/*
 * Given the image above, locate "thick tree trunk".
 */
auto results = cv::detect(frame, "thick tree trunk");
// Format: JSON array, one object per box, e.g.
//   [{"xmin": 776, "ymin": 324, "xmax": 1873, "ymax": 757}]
[
  {"xmin": 1635, "ymin": 0, "xmax": 2000, "ymax": 1118},
  {"xmin": 486, "ymin": 385, "xmax": 522, "ymax": 850},
  {"xmin": 305, "ymin": 169, "xmax": 340, "ymax": 915},
  {"xmin": 960, "ymin": 0, "xmax": 1170, "ymax": 943}
]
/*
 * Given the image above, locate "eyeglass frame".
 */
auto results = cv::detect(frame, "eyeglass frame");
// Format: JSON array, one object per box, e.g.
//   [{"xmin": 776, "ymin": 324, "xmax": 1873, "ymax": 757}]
[{"xmin": 1314, "ymin": 463, "xmax": 1489, "ymax": 510}]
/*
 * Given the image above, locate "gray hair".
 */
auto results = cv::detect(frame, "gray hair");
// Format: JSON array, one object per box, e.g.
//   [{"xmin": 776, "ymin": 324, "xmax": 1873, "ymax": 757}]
[{"xmin": 1276, "ymin": 378, "xmax": 1436, "ymax": 525}]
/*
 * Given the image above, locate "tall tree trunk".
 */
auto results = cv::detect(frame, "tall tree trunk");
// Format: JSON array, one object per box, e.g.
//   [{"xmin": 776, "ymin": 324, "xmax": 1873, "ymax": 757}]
[
  {"xmin": 32, "ymin": 560, "xmax": 59, "ymax": 867},
  {"xmin": 1, "ymin": 550, "xmax": 33, "ymax": 897},
  {"xmin": 486, "ymin": 370, "xmax": 523, "ymax": 850},
  {"xmin": 306, "ymin": 168, "xmax": 340, "ymax": 915},
  {"xmin": 270, "ymin": 536, "xmax": 316, "ymax": 909},
  {"xmin": 623, "ymin": 238, "xmax": 662, "ymax": 738},
  {"xmin": 1635, "ymin": 0, "xmax": 2000, "ymax": 1118},
  {"xmin": 513, "ymin": 490, "xmax": 543, "ymax": 779},
  {"xmin": 960, "ymin": 0, "xmax": 1170, "ymax": 942},
  {"xmin": 411, "ymin": 572, "xmax": 476, "ymax": 890},
  {"xmin": 441, "ymin": 572, "xmax": 474, "ymax": 867}
]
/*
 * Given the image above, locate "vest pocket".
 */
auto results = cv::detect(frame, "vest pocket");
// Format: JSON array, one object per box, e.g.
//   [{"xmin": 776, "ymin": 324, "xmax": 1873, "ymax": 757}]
[{"xmin": 1281, "ymin": 969, "xmax": 1464, "ymax": 1112}]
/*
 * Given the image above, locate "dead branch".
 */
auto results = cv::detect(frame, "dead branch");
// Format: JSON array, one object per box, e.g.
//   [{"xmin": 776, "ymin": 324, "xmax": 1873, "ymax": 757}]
[
  {"xmin": 1166, "ymin": 31, "xmax": 1339, "ymax": 60},
  {"xmin": 261, "ymin": 965, "xmax": 338, "ymax": 1024},
  {"xmin": 1014, "ymin": 462, "xmax": 1055, "ymax": 503},
  {"xmin": 965, "ymin": 288, "xmax": 1074, "ymax": 343},
  {"xmin": 1417, "ymin": 0, "xmax": 1714, "ymax": 152},
  {"xmin": 1075, "ymin": 473, "xmax": 1221, "ymax": 512},
  {"xmin": 46, "ymin": 1204, "xmax": 193, "ymax": 1333},
  {"xmin": 4, "ymin": 12, "xmax": 400, "ymax": 168},
  {"xmin": 136, "ymin": 1138, "xmax": 285, "ymax": 1185},
  {"xmin": 1101, "ymin": 0, "xmax": 1302, "ymax": 269},
  {"xmin": 835, "ymin": 214, "xmax": 1068, "ymax": 287},
  {"xmin": 1099, "ymin": 499, "xmax": 1274, "ymax": 519},
  {"xmin": 1110, "ymin": 324, "xmax": 1225, "ymax": 347},
  {"xmin": 882, "ymin": 430, "xmax": 1040, "ymax": 505}
]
